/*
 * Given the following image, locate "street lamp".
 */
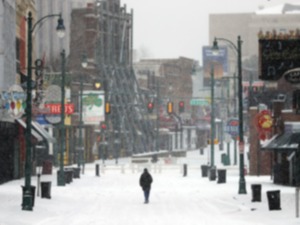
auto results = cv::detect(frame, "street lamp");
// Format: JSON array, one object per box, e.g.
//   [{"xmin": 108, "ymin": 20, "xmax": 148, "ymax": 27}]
[
  {"xmin": 79, "ymin": 54, "xmax": 88, "ymax": 174},
  {"xmin": 155, "ymin": 79, "xmax": 160, "ymax": 152},
  {"xmin": 210, "ymin": 64, "xmax": 215, "ymax": 168},
  {"xmin": 212, "ymin": 36, "xmax": 247, "ymax": 194},
  {"xmin": 23, "ymin": 11, "xmax": 65, "ymax": 210},
  {"xmin": 57, "ymin": 49, "xmax": 66, "ymax": 186}
]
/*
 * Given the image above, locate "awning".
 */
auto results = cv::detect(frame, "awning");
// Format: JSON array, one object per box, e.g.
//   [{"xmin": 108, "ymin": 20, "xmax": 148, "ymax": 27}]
[
  {"xmin": 31, "ymin": 121, "xmax": 56, "ymax": 144},
  {"xmin": 261, "ymin": 132, "xmax": 300, "ymax": 151},
  {"xmin": 16, "ymin": 119, "xmax": 43, "ymax": 142}
]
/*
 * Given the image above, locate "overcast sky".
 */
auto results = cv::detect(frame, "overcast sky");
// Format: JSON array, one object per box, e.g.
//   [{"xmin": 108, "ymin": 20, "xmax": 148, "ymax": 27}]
[{"xmin": 122, "ymin": 0, "xmax": 299, "ymax": 62}]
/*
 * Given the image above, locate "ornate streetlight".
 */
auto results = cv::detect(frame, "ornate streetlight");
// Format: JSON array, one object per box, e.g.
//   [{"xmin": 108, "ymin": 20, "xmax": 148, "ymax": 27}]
[
  {"xmin": 79, "ymin": 54, "xmax": 88, "ymax": 174},
  {"xmin": 212, "ymin": 36, "xmax": 247, "ymax": 194},
  {"xmin": 57, "ymin": 49, "xmax": 66, "ymax": 186},
  {"xmin": 23, "ymin": 11, "xmax": 65, "ymax": 210}
]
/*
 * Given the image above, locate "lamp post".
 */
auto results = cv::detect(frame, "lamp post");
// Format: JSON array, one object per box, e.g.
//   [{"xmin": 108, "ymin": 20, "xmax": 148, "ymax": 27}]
[
  {"xmin": 57, "ymin": 49, "xmax": 66, "ymax": 186},
  {"xmin": 210, "ymin": 64, "xmax": 215, "ymax": 168},
  {"xmin": 155, "ymin": 79, "xmax": 160, "ymax": 152},
  {"xmin": 79, "ymin": 55, "xmax": 88, "ymax": 174},
  {"xmin": 23, "ymin": 11, "xmax": 65, "ymax": 210},
  {"xmin": 213, "ymin": 35, "xmax": 247, "ymax": 194}
]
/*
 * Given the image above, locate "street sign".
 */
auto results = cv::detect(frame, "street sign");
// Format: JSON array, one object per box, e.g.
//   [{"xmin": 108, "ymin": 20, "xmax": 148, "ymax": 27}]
[
  {"xmin": 190, "ymin": 99, "xmax": 209, "ymax": 106},
  {"xmin": 225, "ymin": 118, "xmax": 239, "ymax": 138}
]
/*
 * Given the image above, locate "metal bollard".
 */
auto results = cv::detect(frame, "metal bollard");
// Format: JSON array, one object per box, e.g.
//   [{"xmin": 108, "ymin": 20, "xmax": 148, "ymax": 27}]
[
  {"xmin": 96, "ymin": 164, "xmax": 100, "ymax": 176},
  {"xmin": 183, "ymin": 164, "xmax": 187, "ymax": 177}
]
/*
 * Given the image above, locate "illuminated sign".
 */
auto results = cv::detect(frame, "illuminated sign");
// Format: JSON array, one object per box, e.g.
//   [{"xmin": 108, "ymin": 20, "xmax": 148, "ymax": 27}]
[{"xmin": 44, "ymin": 103, "xmax": 74, "ymax": 115}]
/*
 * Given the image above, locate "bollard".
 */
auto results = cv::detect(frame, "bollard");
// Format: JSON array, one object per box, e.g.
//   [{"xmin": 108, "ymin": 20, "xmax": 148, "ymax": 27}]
[
  {"xmin": 200, "ymin": 148, "xmax": 204, "ymax": 155},
  {"xmin": 183, "ymin": 164, "xmax": 187, "ymax": 177},
  {"xmin": 96, "ymin": 164, "xmax": 100, "ymax": 176}
]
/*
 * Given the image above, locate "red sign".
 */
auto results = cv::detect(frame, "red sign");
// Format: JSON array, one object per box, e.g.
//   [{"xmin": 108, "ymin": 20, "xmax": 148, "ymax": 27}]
[
  {"xmin": 254, "ymin": 110, "xmax": 273, "ymax": 140},
  {"xmin": 44, "ymin": 103, "xmax": 75, "ymax": 115}
]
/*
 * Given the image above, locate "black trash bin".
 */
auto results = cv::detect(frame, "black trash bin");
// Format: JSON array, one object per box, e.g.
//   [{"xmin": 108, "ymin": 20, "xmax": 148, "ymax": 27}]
[
  {"xmin": 201, "ymin": 165, "xmax": 208, "ymax": 177},
  {"xmin": 21, "ymin": 185, "xmax": 36, "ymax": 207},
  {"xmin": 64, "ymin": 169, "xmax": 73, "ymax": 184},
  {"xmin": 217, "ymin": 169, "xmax": 226, "ymax": 183},
  {"xmin": 251, "ymin": 184, "xmax": 261, "ymax": 202},
  {"xmin": 73, "ymin": 167, "xmax": 81, "ymax": 178},
  {"xmin": 266, "ymin": 190, "xmax": 281, "ymax": 210},
  {"xmin": 41, "ymin": 182, "xmax": 51, "ymax": 199},
  {"xmin": 208, "ymin": 166, "xmax": 216, "ymax": 181}
]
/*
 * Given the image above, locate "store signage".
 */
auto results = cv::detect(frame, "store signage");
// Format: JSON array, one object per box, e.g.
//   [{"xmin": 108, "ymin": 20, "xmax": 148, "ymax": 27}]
[
  {"xmin": 1, "ymin": 85, "xmax": 26, "ymax": 119},
  {"xmin": 44, "ymin": 103, "xmax": 74, "ymax": 115},
  {"xmin": 259, "ymin": 38, "xmax": 300, "ymax": 81},
  {"xmin": 254, "ymin": 109, "xmax": 273, "ymax": 140},
  {"xmin": 283, "ymin": 68, "xmax": 300, "ymax": 84},
  {"xmin": 225, "ymin": 118, "xmax": 239, "ymax": 138}
]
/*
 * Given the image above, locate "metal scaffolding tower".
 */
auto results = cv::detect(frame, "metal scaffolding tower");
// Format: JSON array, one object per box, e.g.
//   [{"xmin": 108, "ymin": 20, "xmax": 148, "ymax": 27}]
[{"xmin": 94, "ymin": 0, "xmax": 154, "ymax": 156}]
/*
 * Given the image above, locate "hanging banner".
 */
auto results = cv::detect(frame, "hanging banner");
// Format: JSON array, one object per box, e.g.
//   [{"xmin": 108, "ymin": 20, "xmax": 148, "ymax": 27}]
[
  {"xmin": 254, "ymin": 109, "xmax": 273, "ymax": 140},
  {"xmin": 82, "ymin": 90, "xmax": 105, "ymax": 125}
]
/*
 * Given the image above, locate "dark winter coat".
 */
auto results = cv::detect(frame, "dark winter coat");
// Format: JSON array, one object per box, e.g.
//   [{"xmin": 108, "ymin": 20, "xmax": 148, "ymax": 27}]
[{"xmin": 139, "ymin": 169, "xmax": 153, "ymax": 191}]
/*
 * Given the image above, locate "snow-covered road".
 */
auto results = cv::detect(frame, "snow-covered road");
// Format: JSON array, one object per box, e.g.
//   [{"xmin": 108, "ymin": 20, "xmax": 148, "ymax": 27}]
[{"xmin": 0, "ymin": 150, "xmax": 299, "ymax": 225}]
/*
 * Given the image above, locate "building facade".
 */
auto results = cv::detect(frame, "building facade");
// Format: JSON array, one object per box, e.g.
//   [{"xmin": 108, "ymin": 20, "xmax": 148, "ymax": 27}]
[{"xmin": 209, "ymin": 4, "xmax": 300, "ymax": 180}]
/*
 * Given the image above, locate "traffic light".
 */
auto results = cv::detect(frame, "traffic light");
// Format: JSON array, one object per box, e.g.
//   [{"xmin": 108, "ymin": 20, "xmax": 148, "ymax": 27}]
[
  {"xmin": 147, "ymin": 102, "xmax": 154, "ymax": 113},
  {"xmin": 179, "ymin": 101, "xmax": 184, "ymax": 113},
  {"xmin": 105, "ymin": 102, "xmax": 111, "ymax": 114},
  {"xmin": 100, "ymin": 122, "xmax": 107, "ymax": 131},
  {"xmin": 167, "ymin": 101, "xmax": 173, "ymax": 114}
]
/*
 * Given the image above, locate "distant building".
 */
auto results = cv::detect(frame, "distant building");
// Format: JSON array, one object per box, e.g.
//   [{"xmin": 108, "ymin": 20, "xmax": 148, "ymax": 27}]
[
  {"xmin": 35, "ymin": 0, "xmax": 90, "ymax": 70},
  {"xmin": 134, "ymin": 57, "xmax": 194, "ymax": 113},
  {"xmin": 209, "ymin": 3, "xmax": 300, "ymax": 86}
]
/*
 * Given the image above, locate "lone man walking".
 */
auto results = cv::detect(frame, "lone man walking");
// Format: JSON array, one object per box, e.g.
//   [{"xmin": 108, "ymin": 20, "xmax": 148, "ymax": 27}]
[{"xmin": 139, "ymin": 168, "xmax": 153, "ymax": 204}]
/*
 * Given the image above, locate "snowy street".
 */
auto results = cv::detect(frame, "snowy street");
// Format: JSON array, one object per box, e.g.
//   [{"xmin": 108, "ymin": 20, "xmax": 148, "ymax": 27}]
[{"xmin": 0, "ymin": 149, "xmax": 299, "ymax": 225}]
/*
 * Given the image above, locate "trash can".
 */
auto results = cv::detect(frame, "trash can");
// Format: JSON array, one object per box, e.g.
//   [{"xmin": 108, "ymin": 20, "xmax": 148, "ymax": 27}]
[
  {"xmin": 221, "ymin": 154, "xmax": 229, "ymax": 166},
  {"xmin": 21, "ymin": 185, "xmax": 36, "ymax": 207},
  {"xmin": 41, "ymin": 182, "xmax": 51, "ymax": 199},
  {"xmin": 266, "ymin": 190, "xmax": 281, "ymax": 210},
  {"xmin": 73, "ymin": 167, "xmax": 81, "ymax": 178},
  {"xmin": 64, "ymin": 169, "xmax": 73, "ymax": 184},
  {"xmin": 217, "ymin": 169, "xmax": 226, "ymax": 183},
  {"xmin": 201, "ymin": 165, "xmax": 208, "ymax": 177},
  {"xmin": 251, "ymin": 184, "xmax": 261, "ymax": 202},
  {"xmin": 208, "ymin": 166, "xmax": 216, "ymax": 181}
]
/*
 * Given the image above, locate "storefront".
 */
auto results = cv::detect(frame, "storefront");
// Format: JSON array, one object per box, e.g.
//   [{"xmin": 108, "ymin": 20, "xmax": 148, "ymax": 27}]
[{"xmin": 261, "ymin": 122, "xmax": 300, "ymax": 186}]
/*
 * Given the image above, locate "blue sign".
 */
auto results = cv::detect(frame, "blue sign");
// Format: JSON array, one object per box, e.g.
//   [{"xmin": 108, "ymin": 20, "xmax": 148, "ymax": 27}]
[
  {"xmin": 225, "ymin": 118, "xmax": 239, "ymax": 137},
  {"xmin": 36, "ymin": 115, "xmax": 49, "ymax": 125}
]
